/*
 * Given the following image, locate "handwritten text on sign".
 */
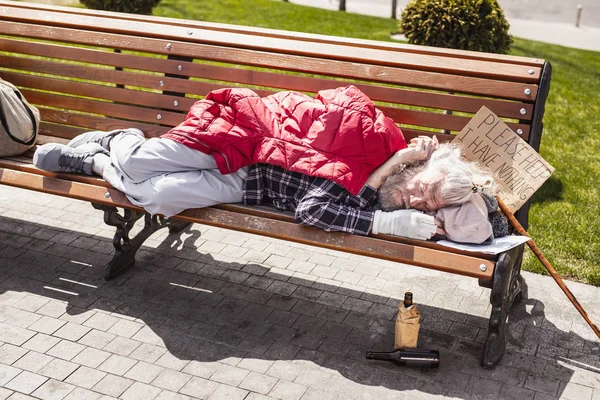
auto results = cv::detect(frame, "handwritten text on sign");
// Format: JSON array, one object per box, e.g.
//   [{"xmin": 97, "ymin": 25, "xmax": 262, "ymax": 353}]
[{"xmin": 452, "ymin": 107, "xmax": 555, "ymax": 212}]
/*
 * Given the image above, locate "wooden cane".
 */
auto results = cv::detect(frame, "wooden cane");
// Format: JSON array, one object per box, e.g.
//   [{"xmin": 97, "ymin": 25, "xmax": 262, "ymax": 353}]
[{"xmin": 496, "ymin": 197, "xmax": 600, "ymax": 339}]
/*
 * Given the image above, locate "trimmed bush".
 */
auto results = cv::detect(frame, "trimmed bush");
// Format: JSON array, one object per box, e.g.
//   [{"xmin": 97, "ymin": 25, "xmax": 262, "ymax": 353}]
[
  {"xmin": 80, "ymin": 0, "xmax": 161, "ymax": 15},
  {"xmin": 399, "ymin": 0, "xmax": 513, "ymax": 54}
]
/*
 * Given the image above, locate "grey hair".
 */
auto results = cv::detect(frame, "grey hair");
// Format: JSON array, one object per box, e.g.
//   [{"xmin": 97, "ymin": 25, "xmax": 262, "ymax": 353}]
[{"xmin": 429, "ymin": 143, "xmax": 497, "ymax": 207}]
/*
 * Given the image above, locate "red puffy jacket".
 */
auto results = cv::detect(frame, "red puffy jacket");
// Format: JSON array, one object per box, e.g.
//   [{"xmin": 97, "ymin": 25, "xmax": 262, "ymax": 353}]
[{"xmin": 161, "ymin": 85, "xmax": 407, "ymax": 195}]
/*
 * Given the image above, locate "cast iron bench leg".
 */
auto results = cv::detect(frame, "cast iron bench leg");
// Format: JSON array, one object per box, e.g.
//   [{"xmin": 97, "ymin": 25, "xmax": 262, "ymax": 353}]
[
  {"xmin": 480, "ymin": 245, "xmax": 526, "ymax": 368},
  {"xmin": 92, "ymin": 204, "xmax": 191, "ymax": 280}
]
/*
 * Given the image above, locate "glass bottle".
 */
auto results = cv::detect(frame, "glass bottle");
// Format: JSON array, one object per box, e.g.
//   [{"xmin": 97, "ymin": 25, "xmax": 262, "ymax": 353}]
[{"xmin": 366, "ymin": 348, "xmax": 440, "ymax": 368}]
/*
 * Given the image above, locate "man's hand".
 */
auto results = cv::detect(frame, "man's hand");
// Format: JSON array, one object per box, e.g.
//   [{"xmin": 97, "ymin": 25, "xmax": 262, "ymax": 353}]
[
  {"xmin": 371, "ymin": 209, "xmax": 437, "ymax": 240},
  {"xmin": 364, "ymin": 135, "xmax": 439, "ymax": 190},
  {"xmin": 398, "ymin": 135, "xmax": 439, "ymax": 165}
]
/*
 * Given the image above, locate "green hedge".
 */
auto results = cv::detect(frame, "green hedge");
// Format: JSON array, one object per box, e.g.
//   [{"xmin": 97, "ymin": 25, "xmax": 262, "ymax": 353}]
[
  {"xmin": 80, "ymin": 0, "xmax": 161, "ymax": 15},
  {"xmin": 400, "ymin": 0, "xmax": 513, "ymax": 54}
]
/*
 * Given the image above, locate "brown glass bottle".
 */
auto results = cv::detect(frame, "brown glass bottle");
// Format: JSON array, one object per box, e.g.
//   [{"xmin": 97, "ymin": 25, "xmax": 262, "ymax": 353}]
[
  {"xmin": 366, "ymin": 348, "xmax": 440, "ymax": 368},
  {"xmin": 403, "ymin": 291, "xmax": 413, "ymax": 308}
]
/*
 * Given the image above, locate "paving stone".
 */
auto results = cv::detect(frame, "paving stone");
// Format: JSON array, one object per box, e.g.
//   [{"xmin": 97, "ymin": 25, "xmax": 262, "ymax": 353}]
[
  {"xmin": 58, "ymin": 308, "xmax": 95, "ymax": 325},
  {"xmin": 0, "ymin": 387, "xmax": 12, "ymax": 400},
  {"xmin": 97, "ymin": 354, "xmax": 137, "ymax": 376},
  {"xmin": 46, "ymin": 340, "xmax": 85, "ymax": 361},
  {"xmin": 209, "ymin": 363, "xmax": 250, "ymax": 386},
  {"xmin": 294, "ymin": 368, "xmax": 334, "ymax": 389},
  {"xmin": 244, "ymin": 275, "xmax": 275, "ymax": 291},
  {"xmin": 0, "ymin": 343, "xmax": 28, "ymax": 364},
  {"xmin": 120, "ymin": 382, "xmax": 162, "ymax": 400},
  {"xmin": 4, "ymin": 370, "xmax": 48, "ymax": 394},
  {"xmin": 83, "ymin": 313, "xmax": 119, "ymax": 331},
  {"xmin": 92, "ymin": 373, "xmax": 134, "ymax": 397},
  {"xmin": 64, "ymin": 366, "xmax": 107, "ymax": 389},
  {"xmin": 239, "ymin": 371, "xmax": 279, "ymax": 394},
  {"xmin": 12, "ymin": 351, "xmax": 53, "ymax": 373},
  {"xmin": 63, "ymin": 387, "xmax": 102, "ymax": 400},
  {"xmin": 268, "ymin": 280, "xmax": 298, "ymax": 296},
  {"xmin": 207, "ymin": 384, "xmax": 249, "ymax": 400},
  {"xmin": 245, "ymin": 394, "xmax": 278, "ymax": 400},
  {"xmin": 266, "ymin": 294, "xmax": 298, "ymax": 311},
  {"xmin": 37, "ymin": 358, "xmax": 79, "ymax": 381},
  {"xmin": 77, "ymin": 329, "xmax": 117, "ymax": 349},
  {"xmin": 129, "ymin": 343, "xmax": 167, "ymax": 363},
  {"xmin": 22, "ymin": 333, "xmax": 61, "ymax": 353},
  {"xmin": 31, "ymin": 379, "xmax": 75, "ymax": 400},
  {"xmin": 124, "ymin": 361, "xmax": 164, "ymax": 384},
  {"xmin": 0, "ymin": 305, "xmax": 19, "ymax": 322},
  {"xmin": 559, "ymin": 381, "xmax": 595, "ymax": 400},
  {"xmin": 179, "ymin": 376, "xmax": 219, "ymax": 399},
  {"xmin": 154, "ymin": 352, "xmax": 189, "ymax": 371},
  {"xmin": 102, "ymin": 336, "xmax": 141, "ymax": 356},
  {"xmin": 181, "ymin": 361, "xmax": 219, "ymax": 379},
  {"xmin": 5, "ymin": 310, "xmax": 42, "ymax": 329},
  {"xmin": 268, "ymin": 380, "xmax": 307, "ymax": 400},
  {"xmin": 106, "ymin": 319, "xmax": 144, "ymax": 338},
  {"xmin": 316, "ymin": 291, "xmax": 346, "ymax": 308},
  {"xmin": 13, "ymin": 295, "xmax": 49, "ymax": 313},
  {"xmin": 0, "ymin": 364, "xmax": 21, "ymax": 386},
  {"xmin": 53, "ymin": 322, "xmax": 91, "ymax": 342},
  {"xmin": 0, "ymin": 323, "xmax": 35, "ymax": 345},
  {"xmin": 237, "ymin": 358, "xmax": 275, "ymax": 374},
  {"xmin": 71, "ymin": 347, "xmax": 111, "ymax": 368},
  {"xmin": 151, "ymin": 369, "xmax": 192, "ymax": 392},
  {"xmin": 524, "ymin": 372, "xmax": 561, "ymax": 396},
  {"xmin": 300, "ymin": 388, "xmax": 338, "ymax": 400},
  {"xmin": 154, "ymin": 392, "xmax": 191, "ymax": 400},
  {"xmin": 289, "ymin": 300, "xmax": 324, "ymax": 317}
]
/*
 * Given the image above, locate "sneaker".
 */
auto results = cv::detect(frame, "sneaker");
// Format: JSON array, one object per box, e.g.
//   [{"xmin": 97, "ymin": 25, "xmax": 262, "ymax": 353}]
[
  {"xmin": 33, "ymin": 142, "xmax": 108, "ymax": 175},
  {"xmin": 67, "ymin": 128, "xmax": 144, "ymax": 150}
]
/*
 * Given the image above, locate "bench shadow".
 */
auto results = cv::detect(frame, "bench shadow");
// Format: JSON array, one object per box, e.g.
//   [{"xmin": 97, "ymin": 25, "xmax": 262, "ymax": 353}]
[{"xmin": 0, "ymin": 214, "xmax": 597, "ymax": 398}]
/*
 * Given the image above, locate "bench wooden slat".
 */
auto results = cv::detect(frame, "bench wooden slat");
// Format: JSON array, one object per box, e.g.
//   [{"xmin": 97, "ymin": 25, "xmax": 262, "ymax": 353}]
[
  {"xmin": 1, "ymin": 38, "xmax": 535, "ymax": 120},
  {"xmin": 0, "ymin": 167, "xmax": 495, "ymax": 279},
  {"xmin": 1, "ymin": 7, "xmax": 541, "ymax": 82},
  {"xmin": 22, "ymin": 90, "xmax": 184, "ymax": 127},
  {"xmin": 0, "ymin": 22, "xmax": 538, "ymax": 101},
  {"xmin": 382, "ymin": 107, "xmax": 530, "ymax": 138},
  {"xmin": 38, "ymin": 110, "xmax": 170, "ymax": 139},
  {"xmin": 24, "ymin": 86, "xmax": 529, "ymax": 137},
  {"xmin": 0, "ymin": 56, "xmax": 230, "ymax": 101},
  {"xmin": 3, "ymin": 72, "xmax": 197, "ymax": 113},
  {"xmin": 0, "ymin": 0, "xmax": 544, "ymax": 67}
]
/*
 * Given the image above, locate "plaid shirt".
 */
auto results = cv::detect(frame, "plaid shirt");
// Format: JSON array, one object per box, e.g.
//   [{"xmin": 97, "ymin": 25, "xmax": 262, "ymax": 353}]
[{"xmin": 243, "ymin": 164, "xmax": 378, "ymax": 235}]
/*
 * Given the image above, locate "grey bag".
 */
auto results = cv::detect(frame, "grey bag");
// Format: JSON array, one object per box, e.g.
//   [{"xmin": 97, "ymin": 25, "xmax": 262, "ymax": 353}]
[{"xmin": 0, "ymin": 78, "xmax": 40, "ymax": 157}]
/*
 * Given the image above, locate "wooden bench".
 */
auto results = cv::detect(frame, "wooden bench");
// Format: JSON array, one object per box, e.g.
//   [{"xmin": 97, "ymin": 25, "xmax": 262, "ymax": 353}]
[{"xmin": 0, "ymin": 1, "xmax": 552, "ymax": 368}]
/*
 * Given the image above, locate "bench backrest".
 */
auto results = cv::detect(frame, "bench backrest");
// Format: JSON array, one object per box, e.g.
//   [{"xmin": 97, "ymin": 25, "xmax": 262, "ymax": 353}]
[{"xmin": 0, "ymin": 1, "xmax": 551, "ymax": 230}]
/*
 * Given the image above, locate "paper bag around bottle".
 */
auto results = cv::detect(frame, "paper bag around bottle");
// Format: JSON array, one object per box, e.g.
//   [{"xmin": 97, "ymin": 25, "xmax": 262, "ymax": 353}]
[{"xmin": 395, "ymin": 303, "xmax": 421, "ymax": 349}]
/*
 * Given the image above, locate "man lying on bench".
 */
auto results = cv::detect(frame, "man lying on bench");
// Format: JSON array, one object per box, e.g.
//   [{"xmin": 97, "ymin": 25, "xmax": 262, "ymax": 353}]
[{"xmin": 32, "ymin": 86, "xmax": 505, "ymax": 243}]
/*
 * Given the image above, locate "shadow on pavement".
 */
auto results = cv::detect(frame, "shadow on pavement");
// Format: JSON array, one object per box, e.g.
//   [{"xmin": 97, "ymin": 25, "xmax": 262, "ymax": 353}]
[{"xmin": 1, "ymin": 215, "xmax": 596, "ymax": 398}]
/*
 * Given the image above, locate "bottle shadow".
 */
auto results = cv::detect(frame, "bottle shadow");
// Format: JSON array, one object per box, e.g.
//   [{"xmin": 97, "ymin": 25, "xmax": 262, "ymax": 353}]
[{"xmin": 0, "ymin": 214, "xmax": 598, "ymax": 398}]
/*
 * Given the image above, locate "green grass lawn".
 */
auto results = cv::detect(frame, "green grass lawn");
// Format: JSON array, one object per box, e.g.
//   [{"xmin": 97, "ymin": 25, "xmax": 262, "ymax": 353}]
[{"xmin": 49, "ymin": 0, "xmax": 600, "ymax": 285}]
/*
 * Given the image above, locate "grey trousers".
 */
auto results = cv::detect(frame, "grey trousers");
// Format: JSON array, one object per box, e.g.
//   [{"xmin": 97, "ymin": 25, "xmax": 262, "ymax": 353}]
[{"xmin": 102, "ymin": 130, "xmax": 247, "ymax": 217}]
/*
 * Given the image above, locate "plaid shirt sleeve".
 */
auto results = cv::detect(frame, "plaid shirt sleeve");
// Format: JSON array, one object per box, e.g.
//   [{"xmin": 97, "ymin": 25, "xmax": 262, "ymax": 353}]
[
  {"xmin": 295, "ymin": 178, "xmax": 377, "ymax": 236},
  {"xmin": 243, "ymin": 164, "xmax": 265, "ymax": 205}
]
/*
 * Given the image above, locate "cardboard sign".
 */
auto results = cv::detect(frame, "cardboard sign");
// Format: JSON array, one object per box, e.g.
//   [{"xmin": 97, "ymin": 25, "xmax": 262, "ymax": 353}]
[{"xmin": 452, "ymin": 106, "xmax": 555, "ymax": 213}]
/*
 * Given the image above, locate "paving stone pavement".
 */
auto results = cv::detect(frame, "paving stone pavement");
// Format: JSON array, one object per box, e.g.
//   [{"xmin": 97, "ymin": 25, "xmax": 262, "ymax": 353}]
[{"xmin": 0, "ymin": 185, "xmax": 599, "ymax": 400}]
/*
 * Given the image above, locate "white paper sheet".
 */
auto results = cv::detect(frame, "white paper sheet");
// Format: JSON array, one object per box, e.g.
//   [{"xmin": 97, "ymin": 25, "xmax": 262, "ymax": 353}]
[{"xmin": 436, "ymin": 235, "xmax": 530, "ymax": 255}]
